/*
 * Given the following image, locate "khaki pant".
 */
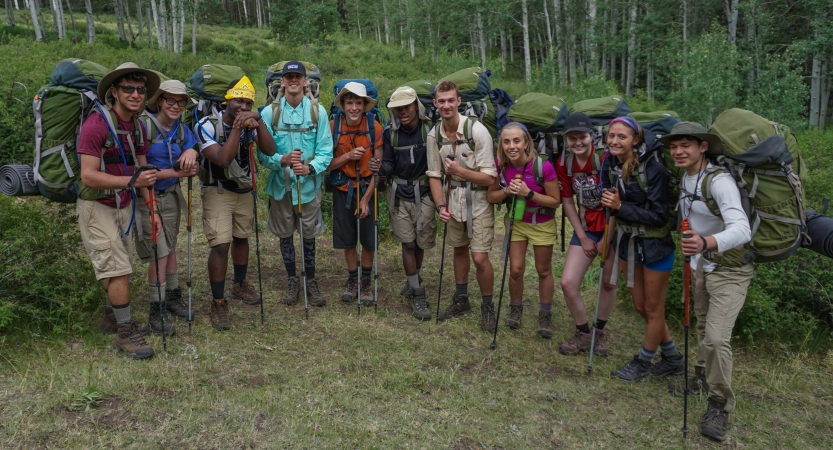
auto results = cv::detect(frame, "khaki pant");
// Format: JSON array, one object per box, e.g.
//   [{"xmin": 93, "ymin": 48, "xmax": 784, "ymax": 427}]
[
  {"xmin": 201, "ymin": 186, "xmax": 254, "ymax": 247},
  {"xmin": 266, "ymin": 191, "xmax": 325, "ymax": 239},
  {"xmin": 386, "ymin": 186, "xmax": 437, "ymax": 250},
  {"xmin": 693, "ymin": 263, "xmax": 754, "ymax": 413},
  {"xmin": 446, "ymin": 205, "xmax": 495, "ymax": 253},
  {"xmin": 135, "ymin": 184, "xmax": 184, "ymax": 263},
  {"xmin": 77, "ymin": 199, "xmax": 134, "ymax": 280}
]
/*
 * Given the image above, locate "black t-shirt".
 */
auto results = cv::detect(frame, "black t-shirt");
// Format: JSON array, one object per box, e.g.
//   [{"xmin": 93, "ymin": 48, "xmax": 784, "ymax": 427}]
[{"xmin": 380, "ymin": 121, "xmax": 432, "ymax": 202}]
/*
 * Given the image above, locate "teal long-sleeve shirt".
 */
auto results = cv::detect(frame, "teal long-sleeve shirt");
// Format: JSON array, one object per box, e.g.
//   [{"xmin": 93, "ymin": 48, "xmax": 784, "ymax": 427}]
[{"xmin": 257, "ymin": 96, "xmax": 333, "ymax": 205}]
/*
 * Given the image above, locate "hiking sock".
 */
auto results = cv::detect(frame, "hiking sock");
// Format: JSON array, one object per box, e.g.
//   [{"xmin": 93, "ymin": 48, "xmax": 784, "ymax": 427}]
[
  {"xmin": 595, "ymin": 319, "xmax": 608, "ymax": 330},
  {"xmin": 210, "ymin": 281, "xmax": 225, "ymax": 301},
  {"xmin": 284, "ymin": 264, "xmax": 297, "ymax": 277},
  {"xmin": 407, "ymin": 273, "xmax": 421, "ymax": 290},
  {"xmin": 660, "ymin": 340, "xmax": 681, "ymax": 357},
  {"xmin": 305, "ymin": 264, "xmax": 315, "ymax": 279},
  {"xmin": 302, "ymin": 238, "xmax": 315, "ymax": 276},
  {"xmin": 481, "ymin": 295, "xmax": 493, "ymax": 305},
  {"xmin": 280, "ymin": 237, "xmax": 296, "ymax": 277},
  {"xmin": 105, "ymin": 290, "xmax": 112, "ymax": 308},
  {"xmin": 148, "ymin": 282, "xmax": 166, "ymax": 304},
  {"xmin": 455, "ymin": 283, "xmax": 468, "ymax": 296},
  {"xmin": 540, "ymin": 302, "xmax": 552, "ymax": 312},
  {"xmin": 576, "ymin": 323, "xmax": 591, "ymax": 334},
  {"xmin": 348, "ymin": 269, "xmax": 359, "ymax": 280},
  {"xmin": 361, "ymin": 266, "xmax": 372, "ymax": 279},
  {"xmin": 112, "ymin": 303, "xmax": 132, "ymax": 326},
  {"xmin": 166, "ymin": 272, "xmax": 179, "ymax": 290},
  {"xmin": 638, "ymin": 346, "xmax": 657, "ymax": 362},
  {"xmin": 233, "ymin": 264, "xmax": 247, "ymax": 285}
]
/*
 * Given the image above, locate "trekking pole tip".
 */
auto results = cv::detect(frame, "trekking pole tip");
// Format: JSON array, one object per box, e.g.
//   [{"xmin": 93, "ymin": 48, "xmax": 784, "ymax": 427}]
[{"xmin": 489, "ymin": 341, "xmax": 497, "ymax": 350}]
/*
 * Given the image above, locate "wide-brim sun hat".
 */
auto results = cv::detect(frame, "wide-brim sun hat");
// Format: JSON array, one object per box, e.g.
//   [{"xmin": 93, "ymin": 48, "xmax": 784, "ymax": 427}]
[
  {"xmin": 97, "ymin": 62, "xmax": 161, "ymax": 104},
  {"xmin": 334, "ymin": 81, "xmax": 377, "ymax": 113},
  {"xmin": 145, "ymin": 79, "xmax": 196, "ymax": 113},
  {"xmin": 658, "ymin": 121, "xmax": 724, "ymax": 155}
]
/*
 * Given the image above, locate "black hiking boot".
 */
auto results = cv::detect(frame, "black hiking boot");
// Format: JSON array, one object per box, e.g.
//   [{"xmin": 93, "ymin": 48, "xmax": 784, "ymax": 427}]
[
  {"xmin": 650, "ymin": 353, "xmax": 685, "ymax": 378},
  {"xmin": 165, "ymin": 287, "xmax": 191, "ymax": 319},
  {"xmin": 481, "ymin": 303, "xmax": 496, "ymax": 333},
  {"xmin": 411, "ymin": 287, "xmax": 431, "ymax": 321},
  {"xmin": 437, "ymin": 293, "xmax": 471, "ymax": 321},
  {"xmin": 284, "ymin": 276, "xmax": 300, "ymax": 305},
  {"xmin": 148, "ymin": 301, "xmax": 175, "ymax": 335},
  {"xmin": 341, "ymin": 277, "xmax": 358, "ymax": 303},
  {"xmin": 537, "ymin": 310, "xmax": 552, "ymax": 338},
  {"xmin": 306, "ymin": 278, "xmax": 326, "ymax": 307},
  {"xmin": 611, "ymin": 355, "xmax": 653, "ymax": 382},
  {"xmin": 506, "ymin": 303, "xmax": 522, "ymax": 329},
  {"xmin": 700, "ymin": 396, "xmax": 730, "ymax": 442}
]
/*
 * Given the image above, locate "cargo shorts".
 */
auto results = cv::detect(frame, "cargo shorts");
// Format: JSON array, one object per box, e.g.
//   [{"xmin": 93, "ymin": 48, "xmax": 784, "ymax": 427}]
[
  {"xmin": 385, "ymin": 186, "xmax": 437, "ymax": 250},
  {"xmin": 135, "ymin": 183, "xmax": 184, "ymax": 263},
  {"xmin": 77, "ymin": 198, "xmax": 134, "ymax": 280},
  {"xmin": 446, "ymin": 205, "xmax": 495, "ymax": 253},
  {"xmin": 201, "ymin": 186, "xmax": 254, "ymax": 247},
  {"xmin": 266, "ymin": 191, "xmax": 325, "ymax": 239}
]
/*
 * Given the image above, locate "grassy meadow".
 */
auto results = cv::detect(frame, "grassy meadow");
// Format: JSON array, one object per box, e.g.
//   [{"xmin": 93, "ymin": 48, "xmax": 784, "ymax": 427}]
[{"xmin": 0, "ymin": 15, "xmax": 832, "ymax": 449}]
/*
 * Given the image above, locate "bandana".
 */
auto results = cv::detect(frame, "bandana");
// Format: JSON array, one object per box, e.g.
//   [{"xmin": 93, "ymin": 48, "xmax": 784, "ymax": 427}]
[{"xmin": 225, "ymin": 76, "xmax": 256, "ymax": 102}]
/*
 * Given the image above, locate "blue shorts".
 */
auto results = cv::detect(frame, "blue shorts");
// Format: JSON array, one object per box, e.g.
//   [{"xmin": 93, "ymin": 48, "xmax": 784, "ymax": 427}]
[
  {"xmin": 621, "ymin": 251, "xmax": 675, "ymax": 273},
  {"xmin": 569, "ymin": 231, "xmax": 605, "ymax": 246}
]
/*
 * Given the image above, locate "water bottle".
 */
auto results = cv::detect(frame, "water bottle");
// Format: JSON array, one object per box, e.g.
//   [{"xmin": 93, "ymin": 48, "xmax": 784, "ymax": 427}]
[{"xmin": 512, "ymin": 174, "xmax": 526, "ymax": 221}]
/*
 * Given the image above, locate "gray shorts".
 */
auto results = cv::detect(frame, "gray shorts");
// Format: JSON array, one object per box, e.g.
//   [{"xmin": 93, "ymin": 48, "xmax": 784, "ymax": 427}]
[{"xmin": 266, "ymin": 191, "xmax": 325, "ymax": 239}]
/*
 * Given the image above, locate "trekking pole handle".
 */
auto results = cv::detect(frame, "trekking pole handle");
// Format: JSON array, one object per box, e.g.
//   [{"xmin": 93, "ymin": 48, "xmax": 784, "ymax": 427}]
[{"xmin": 127, "ymin": 165, "xmax": 158, "ymax": 188}]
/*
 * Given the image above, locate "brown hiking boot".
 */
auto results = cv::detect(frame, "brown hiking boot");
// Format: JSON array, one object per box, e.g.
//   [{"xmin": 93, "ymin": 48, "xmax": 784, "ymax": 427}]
[
  {"xmin": 591, "ymin": 328, "xmax": 609, "ymax": 356},
  {"xmin": 284, "ymin": 276, "xmax": 300, "ymax": 305},
  {"xmin": 341, "ymin": 277, "xmax": 358, "ymax": 302},
  {"xmin": 700, "ymin": 396, "xmax": 730, "ymax": 442},
  {"xmin": 481, "ymin": 303, "xmax": 496, "ymax": 332},
  {"xmin": 559, "ymin": 329, "xmax": 592, "ymax": 355},
  {"xmin": 506, "ymin": 303, "xmax": 523, "ymax": 329},
  {"xmin": 210, "ymin": 299, "xmax": 231, "ymax": 329},
  {"xmin": 112, "ymin": 323, "xmax": 155, "ymax": 359},
  {"xmin": 437, "ymin": 293, "xmax": 471, "ymax": 321},
  {"xmin": 306, "ymin": 278, "xmax": 326, "ymax": 307},
  {"xmin": 165, "ymin": 287, "xmax": 191, "ymax": 319},
  {"xmin": 359, "ymin": 276, "xmax": 374, "ymax": 306},
  {"xmin": 231, "ymin": 280, "xmax": 261, "ymax": 305},
  {"xmin": 537, "ymin": 310, "xmax": 552, "ymax": 338},
  {"xmin": 101, "ymin": 307, "xmax": 118, "ymax": 334}
]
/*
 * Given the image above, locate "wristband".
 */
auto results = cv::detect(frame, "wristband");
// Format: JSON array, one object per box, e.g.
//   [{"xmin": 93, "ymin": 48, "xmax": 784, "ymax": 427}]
[
  {"xmin": 700, "ymin": 236, "xmax": 708, "ymax": 253},
  {"xmin": 526, "ymin": 190, "xmax": 535, "ymax": 200},
  {"xmin": 436, "ymin": 205, "xmax": 445, "ymax": 213}
]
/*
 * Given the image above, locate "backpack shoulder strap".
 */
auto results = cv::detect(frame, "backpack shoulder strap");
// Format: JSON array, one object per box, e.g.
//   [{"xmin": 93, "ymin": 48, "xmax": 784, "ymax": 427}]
[
  {"xmin": 271, "ymin": 100, "xmax": 282, "ymax": 131},
  {"xmin": 309, "ymin": 99, "xmax": 319, "ymax": 129},
  {"xmin": 534, "ymin": 155, "xmax": 546, "ymax": 189},
  {"xmin": 700, "ymin": 165, "xmax": 727, "ymax": 218}
]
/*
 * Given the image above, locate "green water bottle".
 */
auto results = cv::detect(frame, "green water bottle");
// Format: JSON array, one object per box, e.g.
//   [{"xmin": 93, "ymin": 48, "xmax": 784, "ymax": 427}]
[{"xmin": 512, "ymin": 174, "xmax": 526, "ymax": 221}]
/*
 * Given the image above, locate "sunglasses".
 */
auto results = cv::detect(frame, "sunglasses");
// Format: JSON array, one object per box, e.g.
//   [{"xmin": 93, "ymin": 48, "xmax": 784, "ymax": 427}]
[
  {"xmin": 160, "ymin": 96, "xmax": 189, "ymax": 107},
  {"xmin": 115, "ymin": 84, "xmax": 148, "ymax": 95}
]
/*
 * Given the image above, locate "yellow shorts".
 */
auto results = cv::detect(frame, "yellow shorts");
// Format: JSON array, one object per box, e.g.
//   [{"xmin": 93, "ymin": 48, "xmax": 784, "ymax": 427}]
[{"xmin": 511, "ymin": 218, "xmax": 557, "ymax": 246}]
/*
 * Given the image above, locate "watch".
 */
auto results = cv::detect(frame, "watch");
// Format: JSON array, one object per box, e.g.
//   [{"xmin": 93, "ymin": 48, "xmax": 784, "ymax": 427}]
[
  {"xmin": 525, "ymin": 190, "xmax": 535, "ymax": 200},
  {"xmin": 308, "ymin": 165, "xmax": 316, "ymax": 176},
  {"xmin": 436, "ymin": 204, "xmax": 445, "ymax": 213}
]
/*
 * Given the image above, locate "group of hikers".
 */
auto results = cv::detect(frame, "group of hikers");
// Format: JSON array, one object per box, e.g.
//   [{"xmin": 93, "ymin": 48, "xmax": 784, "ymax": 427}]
[{"xmin": 76, "ymin": 61, "xmax": 755, "ymax": 442}]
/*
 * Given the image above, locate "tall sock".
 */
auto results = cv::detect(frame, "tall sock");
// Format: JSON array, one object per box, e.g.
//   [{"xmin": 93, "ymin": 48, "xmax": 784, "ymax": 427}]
[
  {"xmin": 210, "ymin": 281, "xmax": 225, "ymax": 300},
  {"xmin": 407, "ymin": 273, "xmax": 420, "ymax": 289},
  {"xmin": 280, "ymin": 237, "xmax": 296, "ymax": 277},
  {"xmin": 660, "ymin": 340, "xmax": 681, "ymax": 357},
  {"xmin": 595, "ymin": 319, "xmax": 608, "ymax": 331},
  {"xmin": 481, "ymin": 295, "xmax": 493, "ymax": 305},
  {"xmin": 361, "ymin": 266, "xmax": 372, "ymax": 279},
  {"xmin": 148, "ymin": 282, "xmax": 167, "ymax": 304},
  {"xmin": 576, "ymin": 322, "xmax": 591, "ymax": 334},
  {"xmin": 638, "ymin": 346, "xmax": 657, "ymax": 362},
  {"xmin": 285, "ymin": 263, "xmax": 297, "ymax": 277},
  {"xmin": 455, "ymin": 283, "xmax": 468, "ymax": 296},
  {"xmin": 348, "ymin": 269, "xmax": 358, "ymax": 280},
  {"xmin": 305, "ymin": 264, "xmax": 315, "ymax": 279},
  {"xmin": 105, "ymin": 290, "xmax": 112, "ymax": 309},
  {"xmin": 303, "ymin": 239, "xmax": 315, "ymax": 279},
  {"xmin": 540, "ymin": 302, "xmax": 552, "ymax": 312},
  {"xmin": 233, "ymin": 264, "xmax": 247, "ymax": 285},
  {"xmin": 166, "ymin": 272, "xmax": 179, "ymax": 290},
  {"xmin": 112, "ymin": 303, "xmax": 132, "ymax": 326}
]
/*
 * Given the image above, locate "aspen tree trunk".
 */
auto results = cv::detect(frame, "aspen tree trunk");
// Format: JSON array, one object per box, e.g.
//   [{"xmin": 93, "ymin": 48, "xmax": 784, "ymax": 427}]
[
  {"xmin": 566, "ymin": 10, "xmax": 576, "ymax": 88},
  {"xmin": 609, "ymin": 9, "xmax": 617, "ymax": 80},
  {"xmin": 66, "ymin": 0, "xmax": 77, "ymax": 42},
  {"xmin": 160, "ymin": 0, "xmax": 169, "ymax": 51},
  {"xmin": 146, "ymin": 4, "xmax": 152, "ymax": 46},
  {"xmin": 150, "ymin": 0, "xmax": 162, "ymax": 48},
  {"xmin": 36, "ymin": 0, "xmax": 49, "ymax": 40},
  {"xmin": 477, "ymin": 12, "xmax": 486, "ymax": 70},
  {"xmin": 113, "ymin": 0, "xmax": 125, "ymax": 40},
  {"xmin": 542, "ymin": 0, "xmax": 553, "ymax": 58},
  {"xmin": 409, "ymin": 35, "xmax": 414, "ymax": 57},
  {"xmin": 646, "ymin": 45, "xmax": 653, "ymax": 101},
  {"xmin": 619, "ymin": 7, "xmax": 625, "ymax": 86},
  {"xmin": 626, "ymin": 2, "xmax": 636, "ymax": 96},
  {"xmin": 124, "ymin": 0, "xmax": 135, "ymax": 44},
  {"xmin": 192, "ymin": 0, "xmax": 197, "ymax": 54},
  {"xmin": 50, "ymin": 0, "xmax": 58, "ymax": 39},
  {"xmin": 500, "ymin": 28, "xmax": 506, "ymax": 72},
  {"xmin": 28, "ymin": 0, "xmax": 42, "ymax": 40},
  {"xmin": 137, "ymin": 0, "xmax": 144, "ymax": 40},
  {"xmin": 682, "ymin": 0, "xmax": 688, "ymax": 89},
  {"xmin": 820, "ymin": 63, "xmax": 829, "ymax": 131},
  {"xmin": 255, "ymin": 0, "xmax": 261, "ymax": 28},
  {"xmin": 266, "ymin": 0, "xmax": 271, "ymax": 26},
  {"xmin": 587, "ymin": 0, "xmax": 596, "ymax": 74},
  {"xmin": 509, "ymin": 32, "xmax": 513, "ymax": 62},
  {"xmin": 376, "ymin": 19, "xmax": 380, "ymax": 42},
  {"xmin": 601, "ymin": 9, "xmax": 607, "ymax": 75},
  {"xmin": 241, "ymin": 0, "xmax": 247, "ymax": 25},
  {"xmin": 521, "ymin": 0, "xmax": 531, "ymax": 85},
  {"xmin": 382, "ymin": 0, "xmax": 389, "ymax": 44},
  {"xmin": 179, "ymin": 0, "xmax": 184, "ymax": 52},
  {"xmin": 6, "ymin": 0, "xmax": 15, "ymax": 27},
  {"xmin": 84, "ymin": 0, "xmax": 93, "ymax": 42},
  {"xmin": 552, "ymin": 0, "xmax": 566, "ymax": 86},
  {"xmin": 810, "ymin": 55, "xmax": 821, "ymax": 128},
  {"xmin": 723, "ymin": 0, "xmax": 738, "ymax": 44}
]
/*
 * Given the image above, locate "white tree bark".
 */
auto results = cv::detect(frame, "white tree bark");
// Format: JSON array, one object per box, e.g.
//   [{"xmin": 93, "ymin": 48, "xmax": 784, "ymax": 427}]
[
  {"xmin": 587, "ymin": 0, "xmax": 596, "ymax": 73},
  {"xmin": 382, "ymin": 0, "xmax": 389, "ymax": 44},
  {"xmin": 500, "ymin": 28, "xmax": 506, "ymax": 72},
  {"xmin": 810, "ymin": 55, "xmax": 821, "ymax": 128},
  {"xmin": 509, "ymin": 31, "xmax": 513, "ymax": 62},
  {"xmin": 192, "ymin": 0, "xmax": 198, "ymax": 54},
  {"xmin": 266, "ymin": 0, "xmax": 271, "ymax": 26},
  {"xmin": 146, "ymin": 4, "xmax": 152, "ymax": 46},
  {"xmin": 820, "ymin": 63, "xmax": 829, "ymax": 131},
  {"xmin": 84, "ymin": 0, "xmax": 93, "ymax": 42},
  {"xmin": 619, "ymin": 7, "xmax": 626, "ymax": 86},
  {"xmin": 552, "ymin": 0, "xmax": 566, "ymax": 86},
  {"xmin": 626, "ymin": 2, "xmax": 636, "ymax": 96},
  {"xmin": 542, "ymin": 0, "xmax": 553, "ymax": 58},
  {"xmin": 150, "ymin": 0, "xmax": 162, "ymax": 49},
  {"xmin": 255, "ymin": 0, "xmax": 261, "ymax": 28},
  {"xmin": 137, "ymin": 0, "xmax": 144, "ymax": 40},
  {"xmin": 6, "ymin": 0, "xmax": 15, "ymax": 26},
  {"xmin": 28, "ymin": 0, "xmax": 42, "ymax": 40},
  {"xmin": 521, "ymin": 0, "xmax": 531, "ymax": 85},
  {"xmin": 241, "ymin": 0, "xmax": 247, "ymax": 25},
  {"xmin": 124, "ymin": 0, "xmax": 135, "ymax": 44},
  {"xmin": 113, "ymin": 0, "xmax": 125, "ymax": 41},
  {"xmin": 476, "ymin": 12, "xmax": 486, "ymax": 70},
  {"xmin": 565, "ymin": 9, "xmax": 576, "ymax": 88},
  {"xmin": 409, "ymin": 35, "xmax": 414, "ymax": 57},
  {"xmin": 179, "ymin": 0, "xmax": 184, "ymax": 51},
  {"xmin": 723, "ymin": 0, "xmax": 739, "ymax": 44}
]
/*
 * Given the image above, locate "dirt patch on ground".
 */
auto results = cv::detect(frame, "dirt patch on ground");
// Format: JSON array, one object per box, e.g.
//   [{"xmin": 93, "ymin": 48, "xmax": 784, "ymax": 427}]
[{"xmin": 94, "ymin": 396, "xmax": 132, "ymax": 427}]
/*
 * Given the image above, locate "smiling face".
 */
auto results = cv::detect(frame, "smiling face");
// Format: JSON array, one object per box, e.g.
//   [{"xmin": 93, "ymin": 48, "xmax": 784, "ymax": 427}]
[
  {"xmin": 342, "ymin": 93, "xmax": 366, "ymax": 126},
  {"xmin": 157, "ymin": 93, "xmax": 188, "ymax": 123},
  {"xmin": 565, "ymin": 131, "xmax": 593, "ymax": 157},
  {"xmin": 606, "ymin": 122, "xmax": 639, "ymax": 160},
  {"xmin": 498, "ymin": 125, "xmax": 530, "ymax": 167},
  {"xmin": 110, "ymin": 76, "xmax": 147, "ymax": 116},
  {"xmin": 669, "ymin": 137, "xmax": 709, "ymax": 174},
  {"xmin": 433, "ymin": 89, "xmax": 461, "ymax": 121},
  {"xmin": 225, "ymin": 97, "xmax": 253, "ymax": 122},
  {"xmin": 280, "ymin": 72, "xmax": 307, "ymax": 97},
  {"xmin": 392, "ymin": 101, "xmax": 419, "ymax": 129}
]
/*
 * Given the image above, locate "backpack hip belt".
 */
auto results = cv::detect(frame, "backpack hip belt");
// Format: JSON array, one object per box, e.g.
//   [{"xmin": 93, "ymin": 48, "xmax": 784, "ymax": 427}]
[
  {"xmin": 449, "ymin": 179, "xmax": 487, "ymax": 239},
  {"xmin": 609, "ymin": 222, "xmax": 670, "ymax": 288},
  {"xmin": 391, "ymin": 175, "xmax": 429, "ymax": 231}
]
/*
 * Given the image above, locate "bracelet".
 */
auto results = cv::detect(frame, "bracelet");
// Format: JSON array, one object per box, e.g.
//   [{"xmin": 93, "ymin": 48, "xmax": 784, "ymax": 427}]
[{"xmin": 700, "ymin": 236, "xmax": 708, "ymax": 253}]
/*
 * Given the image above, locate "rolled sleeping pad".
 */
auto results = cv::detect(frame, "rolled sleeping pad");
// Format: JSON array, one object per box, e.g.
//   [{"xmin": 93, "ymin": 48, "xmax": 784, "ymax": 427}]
[
  {"xmin": 804, "ymin": 208, "xmax": 833, "ymax": 258},
  {"xmin": 0, "ymin": 164, "xmax": 40, "ymax": 197}
]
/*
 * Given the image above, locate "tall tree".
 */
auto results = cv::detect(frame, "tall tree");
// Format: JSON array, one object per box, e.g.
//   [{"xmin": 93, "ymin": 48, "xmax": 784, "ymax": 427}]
[
  {"xmin": 521, "ymin": 0, "xmax": 531, "ymax": 84},
  {"xmin": 84, "ymin": 0, "xmax": 94, "ymax": 43},
  {"xmin": 724, "ymin": 0, "xmax": 739, "ymax": 44},
  {"xmin": 28, "ymin": 0, "xmax": 43, "ymax": 41}
]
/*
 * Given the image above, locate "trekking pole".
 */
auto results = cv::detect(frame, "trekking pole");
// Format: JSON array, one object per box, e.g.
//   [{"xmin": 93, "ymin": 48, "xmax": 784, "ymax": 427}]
[
  {"xmin": 146, "ymin": 185, "xmax": 167, "ymax": 352},
  {"xmin": 560, "ymin": 209, "xmax": 566, "ymax": 253},
  {"xmin": 435, "ymin": 154, "xmax": 456, "ymax": 324},
  {"xmin": 356, "ymin": 160, "xmax": 362, "ymax": 316},
  {"xmin": 187, "ymin": 175, "xmax": 193, "ymax": 333},
  {"xmin": 296, "ymin": 163, "xmax": 309, "ymax": 319},
  {"xmin": 681, "ymin": 218, "xmax": 692, "ymax": 439},
  {"xmin": 588, "ymin": 198, "xmax": 613, "ymax": 372},
  {"xmin": 373, "ymin": 173, "xmax": 379, "ymax": 313},
  {"xmin": 490, "ymin": 174, "xmax": 520, "ymax": 350},
  {"xmin": 246, "ymin": 129, "xmax": 265, "ymax": 325}
]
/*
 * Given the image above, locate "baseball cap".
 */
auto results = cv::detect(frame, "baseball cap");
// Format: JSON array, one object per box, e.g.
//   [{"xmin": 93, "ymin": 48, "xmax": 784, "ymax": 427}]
[
  {"xmin": 282, "ymin": 61, "xmax": 306, "ymax": 77},
  {"xmin": 563, "ymin": 112, "xmax": 594, "ymax": 135}
]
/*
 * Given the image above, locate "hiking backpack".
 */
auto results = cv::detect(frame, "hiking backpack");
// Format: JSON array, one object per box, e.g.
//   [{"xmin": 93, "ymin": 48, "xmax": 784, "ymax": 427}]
[
  {"xmin": 482, "ymin": 88, "xmax": 514, "ymax": 138},
  {"xmin": 440, "ymin": 67, "xmax": 492, "ymax": 124},
  {"xmin": 506, "ymin": 92, "xmax": 569, "ymax": 161},
  {"xmin": 569, "ymin": 96, "xmax": 632, "ymax": 151},
  {"xmin": 629, "ymin": 111, "xmax": 680, "ymax": 140},
  {"xmin": 264, "ymin": 60, "xmax": 321, "ymax": 105}
]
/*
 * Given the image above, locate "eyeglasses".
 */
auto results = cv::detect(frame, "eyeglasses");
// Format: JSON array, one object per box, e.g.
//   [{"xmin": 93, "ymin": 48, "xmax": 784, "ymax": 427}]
[
  {"xmin": 115, "ymin": 84, "xmax": 148, "ymax": 95},
  {"xmin": 160, "ymin": 96, "xmax": 189, "ymax": 107}
]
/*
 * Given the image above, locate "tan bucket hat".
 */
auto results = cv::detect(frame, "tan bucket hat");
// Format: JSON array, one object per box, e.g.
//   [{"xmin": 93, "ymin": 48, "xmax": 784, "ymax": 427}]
[
  {"xmin": 334, "ymin": 81, "xmax": 377, "ymax": 113},
  {"xmin": 97, "ymin": 62, "xmax": 161, "ymax": 104},
  {"xmin": 145, "ymin": 79, "xmax": 196, "ymax": 113}
]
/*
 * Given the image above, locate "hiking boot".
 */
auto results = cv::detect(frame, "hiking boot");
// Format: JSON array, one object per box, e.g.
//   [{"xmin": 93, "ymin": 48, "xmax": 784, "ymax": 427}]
[
  {"xmin": 700, "ymin": 396, "xmax": 730, "ymax": 442},
  {"xmin": 611, "ymin": 355, "xmax": 653, "ymax": 382},
  {"xmin": 341, "ymin": 277, "xmax": 358, "ymax": 302},
  {"xmin": 231, "ymin": 279, "xmax": 261, "ymax": 305},
  {"xmin": 506, "ymin": 303, "xmax": 523, "ymax": 329},
  {"xmin": 306, "ymin": 278, "xmax": 326, "ymax": 307},
  {"xmin": 650, "ymin": 353, "xmax": 685, "ymax": 378},
  {"xmin": 669, "ymin": 366, "xmax": 709, "ymax": 396},
  {"xmin": 537, "ymin": 310, "xmax": 552, "ymax": 338},
  {"xmin": 284, "ymin": 276, "xmax": 300, "ymax": 305},
  {"xmin": 559, "ymin": 329, "xmax": 592, "ymax": 355},
  {"xmin": 148, "ymin": 302, "xmax": 175, "ymax": 335},
  {"xmin": 112, "ymin": 323, "xmax": 155, "ymax": 359},
  {"xmin": 101, "ymin": 307, "xmax": 118, "ymax": 334},
  {"xmin": 165, "ymin": 287, "xmax": 191, "ymax": 319},
  {"xmin": 210, "ymin": 299, "xmax": 231, "ymax": 329},
  {"xmin": 591, "ymin": 328, "xmax": 609, "ymax": 356},
  {"xmin": 481, "ymin": 303, "xmax": 496, "ymax": 333},
  {"xmin": 410, "ymin": 287, "xmax": 431, "ymax": 321},
  {"xmin": 359, "ymin": 276, "xmax": 374, "ymax": 306},
  {"xmin": 437, "ymin": 293, "xmax": 471, "ymax": 321}
]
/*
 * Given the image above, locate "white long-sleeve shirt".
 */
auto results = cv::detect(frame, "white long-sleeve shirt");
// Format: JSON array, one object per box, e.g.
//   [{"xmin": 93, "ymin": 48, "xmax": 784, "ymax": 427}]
[{"xmin": 680, "ymin": 164, "xmax": 751, "ymax": 272}]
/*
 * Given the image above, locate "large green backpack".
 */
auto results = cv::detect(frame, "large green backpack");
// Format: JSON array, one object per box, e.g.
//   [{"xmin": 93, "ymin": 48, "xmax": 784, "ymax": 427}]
[
  {"xmin": 33, "ymin": 59, "xmax": 113, "ymax": 203},
  {"xmin": 264, "ymin": 60, "xmax": 321, "ymax": 105},
  {"xmin": 629, "ymin": 111, "xmax": 680, "ymax": 140},
  {"xmin": 507, "ymin": 92, "xmax": 569, "ymax": 160},
  {"xmin": 570, "ymin": 96, "xmax": 631, "ymax": 151},
  {"xmin": 440, "ymin": 67, "xmax": 491, "ymax": 124},
  {"xmin": 703, "ymin": 108, "xmax": 809, "ymax": 264},
  {"xmin": 184, "ymin": 64, "xmax": 246, "ymax": 129}
]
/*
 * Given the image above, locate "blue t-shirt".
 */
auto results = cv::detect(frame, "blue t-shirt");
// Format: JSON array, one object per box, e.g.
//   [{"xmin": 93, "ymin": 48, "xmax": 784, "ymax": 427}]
[{"xmin": 145, "ymin": 114, "xmax": 198, "ymax": 191}]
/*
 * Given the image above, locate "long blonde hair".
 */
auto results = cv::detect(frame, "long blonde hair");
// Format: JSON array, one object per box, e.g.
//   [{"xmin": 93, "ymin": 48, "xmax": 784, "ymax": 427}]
[
  {"xmin": 497, "ymin": 123, "xmax": 538, "ymax": 174},
  {"xmin": 607, "ymin": 119, "xmax": 644, "ymax": 184}
]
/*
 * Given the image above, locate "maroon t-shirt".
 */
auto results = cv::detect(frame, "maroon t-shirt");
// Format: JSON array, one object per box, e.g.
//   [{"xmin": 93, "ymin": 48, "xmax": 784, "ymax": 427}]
[{"xmin": 77, "ymin": 111, "xmax": 150, "ymax": 208}]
